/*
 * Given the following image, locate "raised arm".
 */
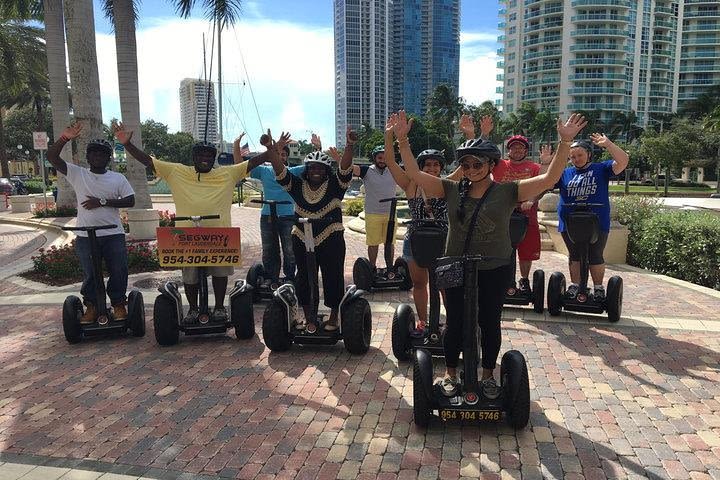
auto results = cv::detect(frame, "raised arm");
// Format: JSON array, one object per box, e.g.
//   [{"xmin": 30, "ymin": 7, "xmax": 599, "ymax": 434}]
[
  {"xmin": 232, "ymin": 133, "xmax": 246, "ymax": 165},
  {"xmin": 393, "ymin": 111, "xmax": 444, "ymax": 198},
  {"xmin": 112, "ymin": 121, "xmax": 154, "ymax": 170},
  {"xmin": 517, "ymin": 114, "xmax": 587, "ymax": 202},
  {"xmin": 261, "ymin": 130, "xmax": 291, "ymax": 176},
  {"xmin": 382, "ymin": 114, "xmax": 410, "ymax": 191},
  {"xmin": 47, "ymin": 123, "xmax": 83, "ymax": 175},
  {"xmin": 591, "ymin": 133, "xmax": 629, "ymax": 175},
  {"xmin": 340, "ymin": 127, "xmax": 355, "ymax": 171}
]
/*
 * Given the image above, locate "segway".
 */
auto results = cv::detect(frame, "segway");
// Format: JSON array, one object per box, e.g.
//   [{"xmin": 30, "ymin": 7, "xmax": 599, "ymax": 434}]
[
  {"xmin": 61, "ymin": 225, "xmax": 145, "ymax": 344},
  {"xmin": 547, "ymin": 202, "xmax": 623, "ymax": 323},
  {"xmin": 353, "ymin": 197, "xmax": 412, "ymax": 292},
  {"xmin": 412, "ymin": 255, "xmax": 530, "ymax": 429},
  {"xmin": 262, "ymin": 217, "xmax": 372, "ymax": 354},
  {"xmin": 153, "ymin": 215, "xmax": 255, "ymax": 346},
  {"xmin": 246, "ymin": 199, "xmax": 293, "ymax": 302},
  {"xmin": 392, "ymin": 218, "xmax": 448, "ymax": 361},
  {"xmin": 503, "ymin": 210, "xmax": 545, "ymax": 313}
]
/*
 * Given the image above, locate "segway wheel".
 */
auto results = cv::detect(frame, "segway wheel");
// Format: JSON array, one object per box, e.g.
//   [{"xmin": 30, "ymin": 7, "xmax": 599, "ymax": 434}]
[
  {"xmin": 606, "ymin": 276, "xmax": 623, "ymax": 323},
  {"xmin": 262, "ymin": 299, "xmax": 292, "ymax": 352},
  {"xmin": 391, "ymin": 304, "xmax": 415, "ymax": 361},
  {"xmin": 352, "ymin": 257, "xmax": 374, "ymax": 292},
  {"xmin": 547, "ymin": 271, "xmax": 565, "ymax": 316},
  {"xmin": 232, "ymin": 291, "xmax": 255, "ymax": 339},
  {"xmin": 246, "ymin": 263, "xmax": 265, "ymax": 302},
  {"xmin": 153, "ymin": 296, "xmax": 179, "ymax": 346},
  {"xmin": 128, "ymin": 290, "xmax": 146, "ymax": 337},
  {"xmin": 394, "ymin": 257, "xmax": 413, "ymax": 291},
  {"xmin": 62, "ymin": 295, "xmax": 83, "ymax": 344},
  {"xmin": 532, "ymin": 270, "xmax": 545, "ymax": 314},
  {"xmin": 342, "ymin": 298, "xmax": 372, "ymax": 355},
  {"xmin": 501, "ymin": 350, "xmax": 530, "ymax": 429},
  {"xmin": 412, "ymin": 354, "xmax": 431, "ymax": 427}
]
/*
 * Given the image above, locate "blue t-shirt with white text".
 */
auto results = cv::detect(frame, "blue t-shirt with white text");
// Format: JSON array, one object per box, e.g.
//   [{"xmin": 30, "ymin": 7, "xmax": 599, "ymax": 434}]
[
  {"xmin": 556, "ymin": 160, "xmax": 614, "ymax": 233},
  {"xmin": 250, "ymin": 164, "xmax": 305, "ymax": 217}
]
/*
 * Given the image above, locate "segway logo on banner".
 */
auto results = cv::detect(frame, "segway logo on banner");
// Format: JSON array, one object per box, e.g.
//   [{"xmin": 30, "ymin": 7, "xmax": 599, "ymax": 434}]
[{"xmin": 156, "ymin": 227, "xmax": 241, "ymax": 267}]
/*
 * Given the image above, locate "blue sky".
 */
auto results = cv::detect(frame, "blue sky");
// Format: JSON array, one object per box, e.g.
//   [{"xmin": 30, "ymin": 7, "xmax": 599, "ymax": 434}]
[{"xmin": 92, "ymin": 0, "xmax": 501, "ymax": 148}]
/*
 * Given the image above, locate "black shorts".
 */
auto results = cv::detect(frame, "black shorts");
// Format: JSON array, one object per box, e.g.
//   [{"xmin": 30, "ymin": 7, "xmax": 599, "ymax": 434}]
[{"xmin": 561, "ymin": 230, "xmax": 609, "ymax": 265}]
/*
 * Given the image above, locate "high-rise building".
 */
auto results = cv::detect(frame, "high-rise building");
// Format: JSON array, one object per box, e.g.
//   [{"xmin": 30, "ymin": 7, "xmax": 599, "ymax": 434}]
[
  {"xmin": 497, "ymin": 0, "xmax": 720, "ymax": 127},
  {"xmin": 179, "ymin": 78, "xmax": 218, "ymax": 144},
  {"xmin": 334, "ymin": 0, "xmax": 460, "ymax": 147}
]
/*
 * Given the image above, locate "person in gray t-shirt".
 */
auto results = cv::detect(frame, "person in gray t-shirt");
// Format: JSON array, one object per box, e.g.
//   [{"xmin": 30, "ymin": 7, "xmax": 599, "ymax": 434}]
[{"xmin": 353, "ymin": 146, "xmax": 397, "ymax": 274}]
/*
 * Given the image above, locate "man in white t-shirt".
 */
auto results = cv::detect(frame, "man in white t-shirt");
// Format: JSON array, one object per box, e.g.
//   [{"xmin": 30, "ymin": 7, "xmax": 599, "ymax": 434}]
[{"xmin": 47, "ymin": 123, "xmax": 136, "ymax": 324}]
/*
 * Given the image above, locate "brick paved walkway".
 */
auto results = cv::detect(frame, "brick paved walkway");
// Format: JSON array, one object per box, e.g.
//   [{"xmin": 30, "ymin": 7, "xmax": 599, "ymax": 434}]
[{"xmin": 0, "ymin": 205, "xmax": 719, "ymax": 479}]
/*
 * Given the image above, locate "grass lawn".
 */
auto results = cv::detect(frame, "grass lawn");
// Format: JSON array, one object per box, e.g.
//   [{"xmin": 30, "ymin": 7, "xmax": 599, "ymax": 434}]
[{"xmin": 608, "ymin": 184, "xmax": 714, "ymax": 194}]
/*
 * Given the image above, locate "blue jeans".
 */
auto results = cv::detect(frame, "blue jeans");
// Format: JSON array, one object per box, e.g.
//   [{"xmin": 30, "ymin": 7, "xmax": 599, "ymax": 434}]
[
  {"xmin": 75, "ymin": 234, "xmax": 129, "ymax": 307},
  {"xmin": 260, "ymin": 215, "xmax": 296, "ymax": 282}
]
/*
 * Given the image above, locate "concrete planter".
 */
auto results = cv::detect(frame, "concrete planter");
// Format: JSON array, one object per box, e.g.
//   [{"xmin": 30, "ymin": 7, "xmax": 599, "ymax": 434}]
[
  {"xmin": 126, "ymin": 208, "xmax": 159, "ymax": 240},
  {"xmin": 9, "ymin": 195, "xmax": 36, "ymax": 213}
]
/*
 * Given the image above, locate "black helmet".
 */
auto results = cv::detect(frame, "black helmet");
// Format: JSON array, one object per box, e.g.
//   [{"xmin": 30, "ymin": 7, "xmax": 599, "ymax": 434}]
[
  {"xmin": 86, "ymin": 139, "xmax": 113, "ymax": 156},
  {"xmin": 570, "ymin": 139, "xmax": 593, "ymax": 161},
  {"xmin": 456, "ymin": 139, "xmax": 501, "ymax": 165},
  {"xmin": 192, "ymin": 141, "xmax": 217, "ymax": 157},
  {"xmin": 417, "ymin": 149, "xmax": 445, "ymax": 168}
]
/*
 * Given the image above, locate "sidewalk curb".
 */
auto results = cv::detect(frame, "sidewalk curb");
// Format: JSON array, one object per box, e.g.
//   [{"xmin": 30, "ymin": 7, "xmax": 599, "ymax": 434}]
[
  {"xmin": 0, "ymin": 214, "xmax": 75, "ymax": 247},
  {"xmin": 612, "ymin": 262, "xmax": 720, "ymax": 300}
]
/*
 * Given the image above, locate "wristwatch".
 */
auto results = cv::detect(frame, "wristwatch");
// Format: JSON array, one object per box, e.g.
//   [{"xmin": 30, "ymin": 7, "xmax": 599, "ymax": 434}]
[{"xmin": 99, "ymin": 198, "xmax": 107, "ymax": 206}]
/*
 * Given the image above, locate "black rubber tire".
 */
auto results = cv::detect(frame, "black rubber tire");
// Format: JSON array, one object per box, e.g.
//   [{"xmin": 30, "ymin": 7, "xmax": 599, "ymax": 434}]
[
  {"xmin": 391, "ymin": 304, "xmax": 415, "ymax": 361},
  {"xmin": 128, "ymin": 290, "xmax": 145, "ymax": 337},
  {"xmin": 606, "ymin": 276, "xmax": 623, "ymax": 323},
  {"xmin": 342, "ymin": 298, "xmax": 372, "ymax": 355},
  {"xmin": 412, "ymin": 354, "xmax": 431, "ymax": 428},
  {"xmin": 62, "ymin": 295, "xmax": 83, "ymax": 344},
  {"xmin": 247, "ymin": 263, "xmax": 265, "ymax": 302},
  {"xmin": 262, "ymin": 299, "xmax": 292, "ymax": 352},
  {"xmin": 153, "ymin": 295, "xmax": 179, "ymax": 346},
  {"xmin": 547, "ymin": 271, "xmax": 565, "ymax": 316},
  {"xmin": 232, "ymin": 291, "xmax": 255, "ymax": 339},
  {"xmin": 532, "ymin": 269, "xmax": 545, "ymax": 314},
  {"xmin": 394, "ymin": 257, "xmax": 413, "ymax": 291},
  {"xmin": 353, "ymin": 257, "xmax": 374, "ymax": 292},
  {"xmin": 501, "ymin": 350, "xmax": 530, "ymax": 429}
]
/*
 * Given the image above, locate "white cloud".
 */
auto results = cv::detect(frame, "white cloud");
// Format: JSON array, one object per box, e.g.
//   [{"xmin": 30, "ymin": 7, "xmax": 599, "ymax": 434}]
[
  {"xmin": 460, "ymin": 31, "xmax": 499, "ymax": 44},
  {"xmin": 459, "ymin": 30, "xmax": 501, "ymax": 108}
]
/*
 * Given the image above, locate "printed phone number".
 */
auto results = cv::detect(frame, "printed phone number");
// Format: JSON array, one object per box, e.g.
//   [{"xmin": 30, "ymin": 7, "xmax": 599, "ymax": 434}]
[{"xmin": 161, "ymin": 255, "xmax": 240, "ymax": 265}]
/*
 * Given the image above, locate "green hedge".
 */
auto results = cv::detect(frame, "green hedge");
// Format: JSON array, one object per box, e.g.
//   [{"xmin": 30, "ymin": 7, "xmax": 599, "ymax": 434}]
[{"xmin": 633, "ymin": 210, "xmax": 720, "ymax": 290}]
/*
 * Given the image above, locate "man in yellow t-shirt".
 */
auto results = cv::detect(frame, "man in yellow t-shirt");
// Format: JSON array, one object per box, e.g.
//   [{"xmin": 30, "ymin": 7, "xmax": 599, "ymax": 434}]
[{"xmin": 113, "ymin": 122, "xmax": 268, "ymax": 323}]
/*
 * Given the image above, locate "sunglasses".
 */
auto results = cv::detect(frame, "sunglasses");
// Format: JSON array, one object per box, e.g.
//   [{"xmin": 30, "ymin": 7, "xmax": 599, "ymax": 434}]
[{"xmin": 460, "ymin": 158, "xmax": 489, "ymax": 170}]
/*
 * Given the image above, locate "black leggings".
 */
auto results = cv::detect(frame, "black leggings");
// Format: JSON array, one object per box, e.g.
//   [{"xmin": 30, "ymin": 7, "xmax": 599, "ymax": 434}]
[
  {"xmin": 443, "ymin": 265, "xmax": 509, "ymax": 370},
  {"xmin": 561, "ymin": 230, "xmax": 609, "ymax": 265},
  {"xmin": 293, "ymin": 231, "xmax": 346, "ymax": 310}
]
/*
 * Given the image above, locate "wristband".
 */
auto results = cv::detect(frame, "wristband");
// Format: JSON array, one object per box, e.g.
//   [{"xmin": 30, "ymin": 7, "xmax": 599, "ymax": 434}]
[
  {"xmin": 59, "ymin": 135, "xmax": 71, "ymax": 143},
  {"xmin": 559, "ymin": 140, "xmax": 572, "ymax": 146},
  {"xmin": 396, "ymin": 137, "xmax": 411, "ymax": 148}
]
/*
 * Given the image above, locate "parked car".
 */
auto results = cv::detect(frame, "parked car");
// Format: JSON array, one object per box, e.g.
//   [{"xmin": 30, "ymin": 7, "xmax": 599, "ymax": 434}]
[
  {"xmin": 9, "ymin": 177, "xmax": 28, "ymax": 195},
  {"xmin": 0, "ymin": 178, "xmax": 15, "ymax": 197}
]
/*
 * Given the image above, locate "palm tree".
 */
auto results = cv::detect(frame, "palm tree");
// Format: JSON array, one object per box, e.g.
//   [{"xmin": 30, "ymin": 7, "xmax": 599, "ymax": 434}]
[
  {"xmin": 609, "ymin": 110, "xmax": 640, "ymax": 193},
  {"xmin": 679, "ymin": 84, "xmax": 720, "ymax": 120},
  {"xmin": 529, "ymin": 108, "xmax": 555, "ymax": 146}
]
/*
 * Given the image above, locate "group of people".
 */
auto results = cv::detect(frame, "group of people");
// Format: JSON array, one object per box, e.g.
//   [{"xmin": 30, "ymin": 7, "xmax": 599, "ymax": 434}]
[{"xmin": 49, "ymin": 108, "xmax": 629, "ymax": 398}]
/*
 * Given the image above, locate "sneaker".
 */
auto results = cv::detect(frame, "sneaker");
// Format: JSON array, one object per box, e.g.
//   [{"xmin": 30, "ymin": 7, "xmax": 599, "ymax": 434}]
[
  {"xmin": 80, "ymin": 304, "xmax": 97, "ymax": 324},
  {"xmin": 481, "ymin": 377, "xmax": 500, "ymax": 399},
  {"xmin": 593, "ymin": 285, "xmax": 606, "ymax": 301},
  {"xmin": 518, "ymin": 278, "xmax": 531, "ymax": 293},
  {"xmin": 112, "ymin": 303, "xmax": 128, "ymax": 321},
  {"xmin": 440, "ymin": 375, "xmax": 459, "ymax": 397},
  {"xmin": 183, "ymin": 309, "xmax": 199, "ymax": 325},
  {"xmin": 566, "ymin": 283, "xmax": 579, "ymax": 298},
  {"xmin": 212, "ymin": 306, "xmax": 228, "ymax": 322}
]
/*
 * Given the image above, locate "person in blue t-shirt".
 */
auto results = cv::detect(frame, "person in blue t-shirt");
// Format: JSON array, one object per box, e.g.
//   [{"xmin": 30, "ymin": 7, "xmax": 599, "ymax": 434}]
[
  {"xmin": 550, "ymin": 133, "xmax": 629, "ymax": 300},
  {"xmin": 234, "ymin": 134, "xmax": 305, "ymax": 287}
]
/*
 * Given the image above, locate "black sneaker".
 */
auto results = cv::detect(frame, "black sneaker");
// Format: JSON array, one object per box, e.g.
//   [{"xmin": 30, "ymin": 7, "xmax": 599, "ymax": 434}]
[
  {"xmin": 518, "ymin": 278, "xmax": 531, "ymax": 293},
  {"xmin": 481, "ymin": 377, "xmax": 500, "ymax": 399},
  {"xmin": 183, "ymin": 309, "xmax": 199, "ymax": 325},
  {"xmin": 593, "ymin": 285, "xmax": 606, "ymax": 302},
  {"xmin": 566, "ymin": 284, "xmax": 579, "ymax": 298},
  {"xmin": 212, "ymin": 306, "xmax": 228, "ymax": 322},
  {"xmin": 440, "ymin": 376, "xmax": 459, "ymax": 397}
]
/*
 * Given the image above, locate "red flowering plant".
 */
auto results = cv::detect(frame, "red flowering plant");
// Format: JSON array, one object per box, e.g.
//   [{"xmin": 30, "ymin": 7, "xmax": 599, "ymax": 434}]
[{"xmin": 32, "ymin": 204, "xmax": 78, "ymax": 218}]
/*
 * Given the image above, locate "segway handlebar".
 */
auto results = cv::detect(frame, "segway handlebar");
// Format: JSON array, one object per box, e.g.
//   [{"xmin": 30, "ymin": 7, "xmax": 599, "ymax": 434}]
[
  {"xmin": 401, "ymin": 218, "xmax": 448, "ymax": 227},
  {"xmin": 62, "ymin": 224, "xmax": 116, "ymax": 232},
  {"xmin": 250, "ymin": 199, "xmax": 291, "ymax": 206},
  {"xmin": 379, "ymin": 197, "xmax": 407, "ymax": 203},
  {"xmin": 173, "ymin": 215, "xmax": 221, "ymax": 221}
]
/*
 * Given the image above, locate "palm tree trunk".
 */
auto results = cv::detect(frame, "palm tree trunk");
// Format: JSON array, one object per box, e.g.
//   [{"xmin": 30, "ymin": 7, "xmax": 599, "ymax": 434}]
[
  {"xmin": 113, "ymin": 0, "xmax": 151, "ymax": 208},
  {"xmin": 0, "ymin": 109, "xmax": 8, "ymax": 178},
  {"xmin": 64, "ymin": 0, "xmax": 104, "ymax": 165},
  {"xmin": 44, "ymin": 0, "xmax": 75, "ymax": 207}
]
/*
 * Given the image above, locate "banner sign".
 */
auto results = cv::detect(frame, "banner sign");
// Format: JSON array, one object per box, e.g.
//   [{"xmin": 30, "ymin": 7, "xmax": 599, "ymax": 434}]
[{"xmin": 156, "ymin": 227, "xmax": 241, "ymax": 267}]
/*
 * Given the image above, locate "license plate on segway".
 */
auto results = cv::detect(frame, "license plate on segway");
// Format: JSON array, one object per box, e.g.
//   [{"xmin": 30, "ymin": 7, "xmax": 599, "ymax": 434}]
[{"xmin": 439, "ymin": 409, "xmax": 501, "ymax": 422}]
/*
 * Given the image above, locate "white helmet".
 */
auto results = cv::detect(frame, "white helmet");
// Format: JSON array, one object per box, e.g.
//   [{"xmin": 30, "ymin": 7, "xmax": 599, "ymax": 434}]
[{"xmin": 303, "ymin": 151, "xmax": 333, "ymax": 168}]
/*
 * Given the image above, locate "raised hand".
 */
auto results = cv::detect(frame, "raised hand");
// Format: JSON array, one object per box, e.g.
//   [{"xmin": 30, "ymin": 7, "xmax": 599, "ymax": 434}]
[
  {"xmin": 311, "ymin": 133, "xmax": 322, "ymax": 151},
  {"xmin": 327, "ymin": 146, "xmax": 341, "ymax": 162},
  {"xmin": 385, "ymin": 113, "xmax": 398, "ymax": 136},
  {"xmin": 61, "ymin": 122, "xmax": 84, "ymax": 141},
  {"xmin": 346, "ymin": 126, "xmax": 358, "ymax": 145},
  {"xmin": 590, "ymin": 133, "xmax": 611, "ymax": 148},
  {"xmin": 557, "ymin": 113, "xmax": 588, "ymax": 142},
  {"xmin": 233, "ymin": 132, "xmax": 246, "ymax": 146},
  {"xmin": 275, "ymin": 131, "xmax": 292, "ymax": 152},
  {"xmin": 539, "ymin": 144, "xmax": 553, "ymax": 165},
  {"xmin": 111, "ymin": 121, "xmax": 132, "ymax": 145},
  {"xmin": 260, "ymin": 129, "xmax": 272, "ymax": 148},
  {"xmin": 480, "ymin": 115, "xmax": 494, "ymax": 138},
  {"xmin": 392, "ymin": 110, "xmax": 414, "ymax": 139},
  {"xmin": 459, "ymin": 114, "xmax": 475, "ymax": 138}
]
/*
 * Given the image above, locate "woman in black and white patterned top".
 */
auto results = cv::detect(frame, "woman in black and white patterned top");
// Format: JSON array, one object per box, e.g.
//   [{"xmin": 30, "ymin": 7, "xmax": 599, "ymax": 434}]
[{"xmin": 380, "ymin": 115, "xmax": 448, "ymax": 334}]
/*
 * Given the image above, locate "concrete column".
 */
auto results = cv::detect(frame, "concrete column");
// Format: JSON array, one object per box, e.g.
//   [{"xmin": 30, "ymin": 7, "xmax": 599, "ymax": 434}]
[{"xmin": 126, "ymin": 208, "xmax": 159, "ymax": 240}]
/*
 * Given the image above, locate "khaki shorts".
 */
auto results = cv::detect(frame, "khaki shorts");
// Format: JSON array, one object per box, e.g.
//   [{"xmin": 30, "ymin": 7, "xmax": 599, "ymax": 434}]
[
  {"xmin": 182, "ymin": 266, "xmax": 234, "ymax": 284},
  {"xmin": 365, "ymin": 213, "xmax": 397, "ymax": 246}
]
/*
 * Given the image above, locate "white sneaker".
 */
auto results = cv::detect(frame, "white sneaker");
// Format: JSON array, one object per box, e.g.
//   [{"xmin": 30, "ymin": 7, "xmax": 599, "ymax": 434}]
[
  {"xmin": 440, "ymin": 376, "xmax": 459, "ymax": 397},
  {"xmin": 481, "ymin": 377, "xmax": 500, "ymax": 399}
]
